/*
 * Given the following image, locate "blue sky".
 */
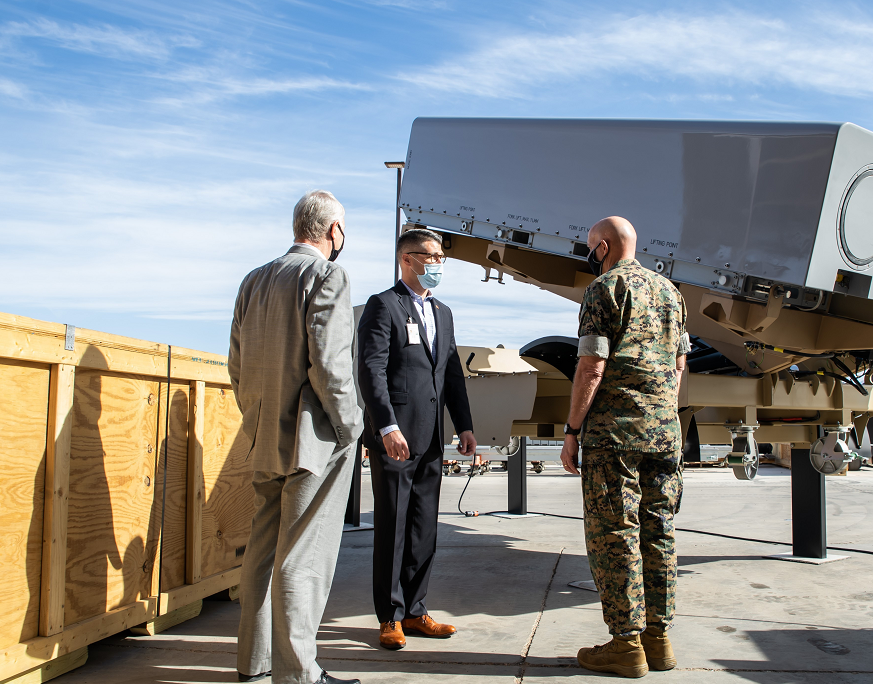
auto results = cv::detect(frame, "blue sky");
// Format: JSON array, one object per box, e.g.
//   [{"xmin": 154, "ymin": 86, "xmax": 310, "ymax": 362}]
[{"xmin": 2, "ymin": 0, "xmax": 873, "ymax": 354}]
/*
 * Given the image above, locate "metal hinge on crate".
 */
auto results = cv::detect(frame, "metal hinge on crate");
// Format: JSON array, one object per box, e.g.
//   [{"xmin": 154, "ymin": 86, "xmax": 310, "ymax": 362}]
[{"xmin": 64, "ymin": 324, "xmax": 75, "ymax": 351}]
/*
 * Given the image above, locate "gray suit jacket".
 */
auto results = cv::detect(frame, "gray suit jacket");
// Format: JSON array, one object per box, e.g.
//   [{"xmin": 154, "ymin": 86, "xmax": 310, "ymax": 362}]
[{"xmin": 228, "ymin": 244, "xmax": 363, "ymax": 477}]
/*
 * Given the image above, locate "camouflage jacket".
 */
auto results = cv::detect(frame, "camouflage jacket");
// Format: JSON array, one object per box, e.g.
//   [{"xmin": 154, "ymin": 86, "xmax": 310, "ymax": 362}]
[{"xmin": 577, "ymin": 259, "xmax": 690, "ymax": 452}]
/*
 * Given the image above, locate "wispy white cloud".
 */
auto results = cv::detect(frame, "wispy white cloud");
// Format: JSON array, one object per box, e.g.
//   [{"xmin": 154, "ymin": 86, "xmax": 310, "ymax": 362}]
[
  {"xmin": 640, "ymin": 92, "xmax": 736, "ymax": 104},
  {"xmin": 398, "ymin": 10, "xmax": 873, "ymax": 99},
  {"xmin": 1, "ymin": 17, "xmax": 198, "ymax": 60},
  {"xmin": 152, "ymin": 65, "xmax": 372, "ymax": 105},
  {"xmin": 0, "ymin": 77, "xmax": 27, "ymax": 99},
  {"xmin": 361, "ymin": 0, "xmax": 448, "ymax": 9}
]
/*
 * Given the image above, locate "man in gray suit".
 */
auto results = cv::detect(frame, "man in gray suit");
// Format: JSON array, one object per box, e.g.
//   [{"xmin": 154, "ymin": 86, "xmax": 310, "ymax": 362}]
[{"xmin": 229, "ymin": 190, "xmax": 364, "ymax": 684}]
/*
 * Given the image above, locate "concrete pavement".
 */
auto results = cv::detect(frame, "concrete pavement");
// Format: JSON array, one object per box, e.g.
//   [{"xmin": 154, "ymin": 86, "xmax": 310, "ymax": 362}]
[{"xmin": 57, "ymin": 462, "xmax": 873, "ymax": 683}]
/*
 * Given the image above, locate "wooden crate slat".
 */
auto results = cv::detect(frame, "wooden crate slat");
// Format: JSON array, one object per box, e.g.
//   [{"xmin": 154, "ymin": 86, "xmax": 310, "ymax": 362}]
[
  {"xmin": 0, "ymin": 597, "xmax": 158, "ymax": 681},
  {"xmin": 129, "ymin": 601, "xmax": 202, "ymax": 638},
  {"xmin": 160, "ymin": 567, "xmax": 242, "ymax": 614},
  {"xmin": 171, "ymin": 347, "xmax": 232, "ymax": 385},
  {"xmin": 186, "ymin": 381, "xmax": 205, "ymax": 585},
  {"xmin": 0, "ymin": 313, "xmax": 231, "ymax": 383},
  {"xmin": 0, "ymin": 646, "xmax": 88, "ymax": 684},
  {"xmin": 39, "ymin": 364, "xmax": 76, "ymax": 637}
]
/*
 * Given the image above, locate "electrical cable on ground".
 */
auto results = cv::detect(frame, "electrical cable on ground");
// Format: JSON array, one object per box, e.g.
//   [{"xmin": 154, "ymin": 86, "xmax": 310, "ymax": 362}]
[
  {"xmin": 452, "ymin": 470, "xmax": 873, "ymax": 556},
  {"xmin": 457, "ymin": 466, "xmax": 479, "ymax": 517}
]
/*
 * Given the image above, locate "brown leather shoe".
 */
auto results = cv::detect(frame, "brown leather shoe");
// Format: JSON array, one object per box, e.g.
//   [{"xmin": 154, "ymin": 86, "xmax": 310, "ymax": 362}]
[
  {"xmin": 401, "ymin": 615, "xmax": 457, "ymax": 638},
  {"xmin": 379, "ymin": 621, "xmax": 406, "ymax": 650}
]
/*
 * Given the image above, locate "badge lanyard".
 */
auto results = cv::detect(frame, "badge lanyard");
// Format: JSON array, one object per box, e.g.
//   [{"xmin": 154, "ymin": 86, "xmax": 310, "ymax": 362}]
[
  {"xmin": 406, "ymin": 317, "xmax": 421, "ymax": 345},
  {"xmin": 397, "ymin": 293, "xmax": 422, "ymax": 346}
]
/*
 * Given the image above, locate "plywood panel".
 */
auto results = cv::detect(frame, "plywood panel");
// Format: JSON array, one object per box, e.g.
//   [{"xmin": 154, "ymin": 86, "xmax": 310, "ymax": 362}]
[
  {"xmin": 64, "ymin": 369, "xmax": 161, "ymax": 626},
  {"xmin": 0, "ymin": 359, "xmax": 50, "ymax": 646},
  {"xmin": 201, "ymin": 386, "xmax": 253, "ymax": 577},
  {"xmin": 156, "ymin": 382, "xmax": 190, "ymax": 593}
]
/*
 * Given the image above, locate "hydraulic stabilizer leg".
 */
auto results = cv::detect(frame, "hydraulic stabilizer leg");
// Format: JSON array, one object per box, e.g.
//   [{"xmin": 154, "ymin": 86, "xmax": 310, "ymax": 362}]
[{"xmin": 726, "ymin": 424, "xmax": 760, "ymax": 480}]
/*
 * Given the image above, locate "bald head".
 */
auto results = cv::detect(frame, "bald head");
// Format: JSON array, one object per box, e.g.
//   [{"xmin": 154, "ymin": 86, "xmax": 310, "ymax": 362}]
[{"xmin": 587, "ymin": 216, "xmax": 637, "ymax": 274}]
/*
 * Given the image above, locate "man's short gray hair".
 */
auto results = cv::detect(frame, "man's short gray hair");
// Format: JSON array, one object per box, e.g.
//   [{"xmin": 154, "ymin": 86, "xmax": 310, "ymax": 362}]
[
  {"xmin": 293, "ymin": 190, "xmax": 345, "ymax": 242},
  {"xmin": 396, "ymin": 228, "xmax": 442, "ymax": 257}
]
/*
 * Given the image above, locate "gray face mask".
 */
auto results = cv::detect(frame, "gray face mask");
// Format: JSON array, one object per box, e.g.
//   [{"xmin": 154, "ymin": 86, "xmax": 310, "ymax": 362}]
[{"xmin": 587, "ymin": 242, "xmax": 607, "ymax": 277}]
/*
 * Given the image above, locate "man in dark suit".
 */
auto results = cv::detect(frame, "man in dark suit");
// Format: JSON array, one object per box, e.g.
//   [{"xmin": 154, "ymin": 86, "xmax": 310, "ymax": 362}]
[{"xmin": 358, "ymin": 227, "xmax": 476, "ymax": 650}]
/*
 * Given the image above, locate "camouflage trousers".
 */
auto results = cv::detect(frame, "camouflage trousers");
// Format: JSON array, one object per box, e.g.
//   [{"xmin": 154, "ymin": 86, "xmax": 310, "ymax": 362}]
[{"xmin": 581, "ymin": 447, "xmax": 682, "ymax": 636}]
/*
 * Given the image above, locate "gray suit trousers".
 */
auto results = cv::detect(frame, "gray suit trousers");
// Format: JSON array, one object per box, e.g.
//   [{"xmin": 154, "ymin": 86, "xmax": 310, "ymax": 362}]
[{"xmin": 237, "ymin": 444, "xmax": 354, "ymax": 684}]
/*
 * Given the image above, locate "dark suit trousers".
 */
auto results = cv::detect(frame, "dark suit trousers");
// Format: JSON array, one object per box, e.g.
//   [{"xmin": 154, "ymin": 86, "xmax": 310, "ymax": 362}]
[{"xmin": 370, "ymin": 429, "xmax": 443, "ymax": 623}]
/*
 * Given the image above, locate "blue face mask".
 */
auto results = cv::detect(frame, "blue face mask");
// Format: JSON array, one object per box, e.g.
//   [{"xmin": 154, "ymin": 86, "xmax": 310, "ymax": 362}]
[{"xmin": 416, "ymin": 262, "xmax": 443, "ymax": 289}]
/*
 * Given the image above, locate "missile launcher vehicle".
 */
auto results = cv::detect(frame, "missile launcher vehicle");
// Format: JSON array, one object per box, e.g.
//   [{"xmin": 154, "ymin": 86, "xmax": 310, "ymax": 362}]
[{"xmin": 400, "ymin": 118, "xmax": 873, "ymax": 480}]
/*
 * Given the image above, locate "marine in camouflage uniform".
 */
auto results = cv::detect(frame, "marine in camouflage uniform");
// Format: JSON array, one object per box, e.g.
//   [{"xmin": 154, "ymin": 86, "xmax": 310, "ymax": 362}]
[{"xmin": 577, "ymin": 257, "xmax": 690, "ymax": 637}]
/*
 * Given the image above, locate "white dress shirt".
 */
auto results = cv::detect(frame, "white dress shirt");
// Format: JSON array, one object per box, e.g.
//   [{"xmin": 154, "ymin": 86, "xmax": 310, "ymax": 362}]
[
  {"xmin": 380, "ymin": 280, "xmax": 437, "ymax": 437},
  {"xmin": 292, "ymin": 242, "xmax": 326, "ymax": 260}
]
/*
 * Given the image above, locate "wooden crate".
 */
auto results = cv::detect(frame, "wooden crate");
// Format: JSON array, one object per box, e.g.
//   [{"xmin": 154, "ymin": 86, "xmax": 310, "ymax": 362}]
[
  {"xmin": 775, "ymin": 443, "xmax": 792, "ymax": 469},
  {"xmin": 0, "ymin": 312, "xmax": 252, "ymax": 682}
]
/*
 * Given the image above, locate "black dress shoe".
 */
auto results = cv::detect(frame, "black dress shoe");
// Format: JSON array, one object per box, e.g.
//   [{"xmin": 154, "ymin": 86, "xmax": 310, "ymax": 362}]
[
  {"xmin": 238, "ymin": 671, "xmax": 270, "ymax": 682},
  {"xmin": 314, "ymin": 670, "xmax": 361, "ymax": 684}
]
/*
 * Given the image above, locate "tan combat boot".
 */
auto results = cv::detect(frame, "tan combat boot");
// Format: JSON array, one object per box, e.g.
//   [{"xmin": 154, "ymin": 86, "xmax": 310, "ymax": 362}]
[
  {"xmin": 640, "ymin": 626, "xmax": 676, "ymax": 670},
  {"xmin": 577, "ymin": 634, "xmax": 649, "ymax": 678}
]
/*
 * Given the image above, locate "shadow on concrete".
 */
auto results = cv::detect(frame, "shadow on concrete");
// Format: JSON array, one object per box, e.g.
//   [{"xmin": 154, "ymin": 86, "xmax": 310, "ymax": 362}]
[
  {"xmin": 675, "ymin": 554, "xmax": 777, "ymax": 578},
  {"xmin": 679, "ymin": 555, "xmax": 772, "ymax": 565},
  {"xmin": 710, "ymin": 627, "xmax": 873, "ymax": 682},
  {"xmin": 325, "ymin": 522, "xmax": 601, "ymax": 624}
]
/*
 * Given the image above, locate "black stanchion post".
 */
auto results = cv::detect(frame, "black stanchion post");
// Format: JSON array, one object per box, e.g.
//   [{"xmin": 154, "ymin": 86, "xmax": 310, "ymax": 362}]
[
  {"xmin": 508, "ymin": 437, "xmax": 528, "ymax": 515},
  {"xmin": 683, "ymin": 414, "xmax": 701, "ymax": 463},
  {"xmin": 345, "ymin": 439, "xmax": 363, "ymax": 527},
  {"xmin": 790, "ymin": 447, "xmax": 826, "ymax": 558}
]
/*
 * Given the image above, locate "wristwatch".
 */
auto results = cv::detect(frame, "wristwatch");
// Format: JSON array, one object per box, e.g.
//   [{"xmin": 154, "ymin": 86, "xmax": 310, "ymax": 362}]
[{"xmin": 563, "ymin": 422, "xmax": 582, "ymax": 436}]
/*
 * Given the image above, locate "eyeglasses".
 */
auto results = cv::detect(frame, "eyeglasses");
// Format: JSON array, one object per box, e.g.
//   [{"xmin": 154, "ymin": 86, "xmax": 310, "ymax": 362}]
[{"xmin": 407, "ymin": 251, "xmax": 448, "ymax": 264}]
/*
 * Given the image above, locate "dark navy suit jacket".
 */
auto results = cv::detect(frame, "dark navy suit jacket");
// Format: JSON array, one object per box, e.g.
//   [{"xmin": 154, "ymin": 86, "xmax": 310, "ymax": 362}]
[{"xmin": 357, "ymin": 281, "xmax": 473, "ymax": 456}]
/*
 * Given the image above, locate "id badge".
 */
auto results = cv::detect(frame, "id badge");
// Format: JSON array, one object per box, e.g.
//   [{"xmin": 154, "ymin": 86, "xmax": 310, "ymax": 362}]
[{"xmin": 406, "ymin": 319, "xmax": 421, "ymax": 345}]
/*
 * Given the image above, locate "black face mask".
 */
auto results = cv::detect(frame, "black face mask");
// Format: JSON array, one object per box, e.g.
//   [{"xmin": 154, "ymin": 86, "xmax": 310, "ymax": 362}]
[
  {"xmin": 587, "ymin": 242, "xmax": 607, "ymax": 278},
  {"xmin": 328, "ymin": 225, "xmax": 345, "ymax": 262}
]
